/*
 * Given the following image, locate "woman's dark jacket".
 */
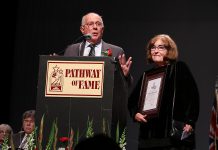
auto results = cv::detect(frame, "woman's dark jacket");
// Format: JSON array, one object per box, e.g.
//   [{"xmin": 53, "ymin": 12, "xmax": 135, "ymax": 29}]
[{"xmin": 128, "ymin": 61, "xmax": 199, "ymax": 148}]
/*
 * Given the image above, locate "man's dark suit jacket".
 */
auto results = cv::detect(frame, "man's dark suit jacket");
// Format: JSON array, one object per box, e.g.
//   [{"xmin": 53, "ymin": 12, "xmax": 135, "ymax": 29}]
[
  {"xmin": 64, "ymin": 40, "xmax": 124, "ymax": 58},
  {"xmin": 64, "ymin": 40, "xmax": 133, "ymax": 85},
  {"xmin": 12, "ymin": 131, "xmax": 25, "ymax": 149}
]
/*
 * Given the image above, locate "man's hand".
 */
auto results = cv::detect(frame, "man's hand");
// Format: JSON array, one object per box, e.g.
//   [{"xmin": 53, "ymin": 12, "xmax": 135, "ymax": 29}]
[{"xmin": 118, "ymin": 54, "xmax": 132, "ymax": 77}]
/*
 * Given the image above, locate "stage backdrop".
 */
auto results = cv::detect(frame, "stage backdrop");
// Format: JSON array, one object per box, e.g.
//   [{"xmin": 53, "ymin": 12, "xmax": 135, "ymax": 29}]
[{"xmin": 8, "ymin": 1, "xmax": 218, "ymax": 150}]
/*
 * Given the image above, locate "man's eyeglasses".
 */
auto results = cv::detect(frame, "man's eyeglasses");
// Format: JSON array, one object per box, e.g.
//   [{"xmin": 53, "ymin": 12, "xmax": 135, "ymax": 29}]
[
  {"xmin": 85, "ymin": 21, "xmax": 103, "ymax": 28},
  {"xmin": 23, "ymin": 119, "xmax": 34, "ymax": 124},
  {"xmin": 150, "ymin": 45, "xmax": 166, "ymax": 51}
]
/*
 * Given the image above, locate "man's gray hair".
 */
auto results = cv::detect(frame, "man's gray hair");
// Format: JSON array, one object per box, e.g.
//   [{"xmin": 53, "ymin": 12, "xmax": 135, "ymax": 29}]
[{"xmin": 81, "ymin": 12, "xmax": 104, "ymax": 27}]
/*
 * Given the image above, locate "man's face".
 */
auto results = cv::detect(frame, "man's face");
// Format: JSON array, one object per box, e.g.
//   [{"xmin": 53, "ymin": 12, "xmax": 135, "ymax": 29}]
[
  {"xmin": 80, "ymin": 13, "xmax": 104, "ymax": 44},
  {"xmin": 23, "ymin": 117, "xmax": 35, "ymax": 134}
]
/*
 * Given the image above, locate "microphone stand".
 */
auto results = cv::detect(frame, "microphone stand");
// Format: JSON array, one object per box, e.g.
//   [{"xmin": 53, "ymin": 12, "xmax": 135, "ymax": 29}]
[{"xmin": 51, "ymin": 34, "xmax": 90, "ymax": 56}]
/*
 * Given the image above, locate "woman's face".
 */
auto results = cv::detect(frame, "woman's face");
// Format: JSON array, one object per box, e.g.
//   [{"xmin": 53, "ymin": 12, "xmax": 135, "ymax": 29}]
[
  {"xmin": 0, "ymin": 128, "xmax": 10, "ymax": 143},
  {"xmin": 150, "ymin": 39, "xmax": 168, "ymax": 64}
]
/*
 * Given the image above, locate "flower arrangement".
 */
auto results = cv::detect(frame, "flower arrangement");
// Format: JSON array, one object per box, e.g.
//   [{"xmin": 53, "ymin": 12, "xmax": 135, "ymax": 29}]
[
  {"xmin": 102, "ymin": 48, "xmax": 112, "ymax": 57},
  {"xmin": 26, "ymin": 127, "xmax": 37, "ymax": 150},
  {"xmin": 4, "ymin": 115, "xmax": 126, "ymax": 150},
  {"xmin": 1, "ymin": 128, "xmax": 38, "ymax": 150},
  {"xmin": 58, "ymin": 137, "xmax": 69, "ymax": 150},
  {"xmin": 2, "ymin": 137, "xmax": 10, "ymax": 150},
  {"xmin": 119, "ymin": 128, "xmax": 127, "ymax": 150},
  {"xmin": 116, "ymin": 121, "xmax": 127, "ymax": 150}
]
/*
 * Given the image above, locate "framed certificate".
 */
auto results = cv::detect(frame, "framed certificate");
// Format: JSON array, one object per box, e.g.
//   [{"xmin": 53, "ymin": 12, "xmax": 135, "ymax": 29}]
[{"xmin": 139, "ymin": 66, "xmax": 167, "ymax": 118}]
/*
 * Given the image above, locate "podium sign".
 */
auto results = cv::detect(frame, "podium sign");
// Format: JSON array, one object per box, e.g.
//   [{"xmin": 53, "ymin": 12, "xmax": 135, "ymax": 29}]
[
  {"xmin": 45, "ymin": 60, "xmax": 104, "ymax": 98},
  {"xmin": 35, "ymin": 55, "xmax": 128, "ymax": 146}
]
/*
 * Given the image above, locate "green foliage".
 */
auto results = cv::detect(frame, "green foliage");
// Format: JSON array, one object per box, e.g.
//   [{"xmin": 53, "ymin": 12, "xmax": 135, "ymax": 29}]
[
  {"xmin": 32, "ymin": 115, "xmax": 127, "ymax": 150},
  {"xmin": 45, "ymin": 119, "xmax": 57, "ymax": 150},
  {"xmin": 53, "ymin": 121, "xmax": 58, "ymax": 150},
  {"xmin": 68, "ymin": 128, "xmax": 74, "ymax": 149},
  {"xmin": 75, "ymin": 128, "xmax": 79, "ymax": 146},
  {"xmin": 38, "ymin": 114, "xmax": 45, "ymax": 150},
  {"xmin": 115, "ymin": 122, "xmax": 127, "ymax": 150},
  {"xmin": 102, "ymin": 118, "xmax": 110, "ymax": 136},
  {"xmin": 2, "ymin": 137, "xmax": 9, "ymax": 150},
  {"xmin": 26, "ymin": 127, "xmax": 37, "ymax": 150},
  {"xmin": 116, "ymin": 121, "xmax": 119, "ymax": 143},
  {"xmin": 119, "ymin": 128, "xmax": 127, "ymax": 150},
  {"xmin": 102, "ymin": 118, "xmax": 106, "ymax": 134},
  {"xmin": 85, "ymin": 116, "xmax": 94, "ymax": 138}
]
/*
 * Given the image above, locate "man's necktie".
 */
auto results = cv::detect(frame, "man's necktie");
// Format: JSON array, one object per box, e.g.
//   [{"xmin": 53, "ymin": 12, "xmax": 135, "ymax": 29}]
[
  {"xmin": 19, "ymin": 134, "xmax": 29, "ymax": 149},
  {"xmin": 88, "ymin": 44, "xmax": 95, "ymax": 56}
]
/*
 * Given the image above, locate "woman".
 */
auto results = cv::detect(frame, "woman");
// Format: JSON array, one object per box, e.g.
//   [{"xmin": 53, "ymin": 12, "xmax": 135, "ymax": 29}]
[
  {"xmin": 0, "ymin": 124, "xmax": 13, "ymax": 150},
  {"xmin": 128, "ymin": 34, "xmax": 199, "ymax": 150}
]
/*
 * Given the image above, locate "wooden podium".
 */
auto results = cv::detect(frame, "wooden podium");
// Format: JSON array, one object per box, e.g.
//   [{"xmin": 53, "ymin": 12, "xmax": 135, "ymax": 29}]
[{"xmin": 35, "ymin": 55, "xmax": 128, "ymax": 146}]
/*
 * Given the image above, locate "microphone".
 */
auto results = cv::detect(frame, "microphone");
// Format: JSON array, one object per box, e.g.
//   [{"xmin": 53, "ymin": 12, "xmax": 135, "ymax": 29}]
[
  {"xmin": 52, "ymin": 34, "xmax": 92, "ymax": 55},
  {"xmin": 74, "ymin": 34, "xmax": 92, "ymax": 43}
]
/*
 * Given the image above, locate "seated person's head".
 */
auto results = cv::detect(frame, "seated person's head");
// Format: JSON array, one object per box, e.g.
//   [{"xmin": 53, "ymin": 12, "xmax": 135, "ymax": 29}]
[
  {"xmin": 0, "ymin": 124, "xmax": 13, "ymax": 144},
  {"xmin": 22, "ymin": 110, "xmax": 35, "ymax": 134},
  {"xmin": 74, "ymin": 134, "xmax": 121, "ymax": 150}
]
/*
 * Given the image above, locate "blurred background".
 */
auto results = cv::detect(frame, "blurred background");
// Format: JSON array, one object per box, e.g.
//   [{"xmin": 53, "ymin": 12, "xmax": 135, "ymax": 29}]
[{"xmin": 3, "ymin": 0, "xmax": 218, "ymax": 149}]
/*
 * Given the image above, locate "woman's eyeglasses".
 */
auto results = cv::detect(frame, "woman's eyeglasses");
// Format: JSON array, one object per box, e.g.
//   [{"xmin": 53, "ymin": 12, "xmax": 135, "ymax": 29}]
[{"xmin": 150, "ymin": 45, "xmax": 166, "ymax": 51}]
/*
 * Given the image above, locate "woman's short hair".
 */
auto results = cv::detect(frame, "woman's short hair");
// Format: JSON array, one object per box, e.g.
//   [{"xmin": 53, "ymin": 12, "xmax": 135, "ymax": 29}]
[{"xmin": 146, "ymin": 34, "xmax": 178, "ymax": 63}]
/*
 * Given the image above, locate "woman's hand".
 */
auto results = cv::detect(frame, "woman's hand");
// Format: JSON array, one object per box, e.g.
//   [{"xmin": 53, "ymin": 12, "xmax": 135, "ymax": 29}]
[
  {"xmin": 183, "ymin": 124, "xmax": 193, "ymax": 133},
  {"xmin": 134, "ymin": 113, "xmax": 147, "ymax": 123}
]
